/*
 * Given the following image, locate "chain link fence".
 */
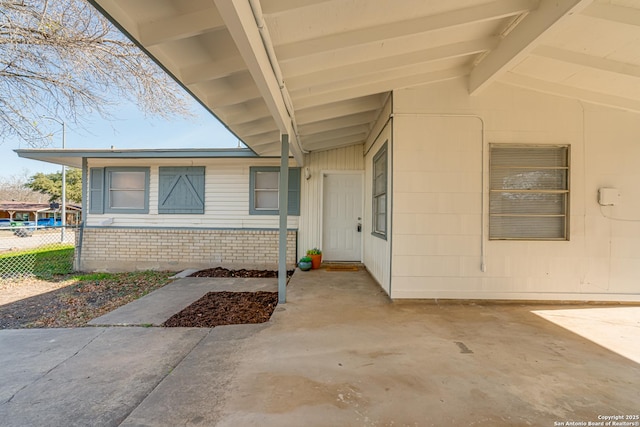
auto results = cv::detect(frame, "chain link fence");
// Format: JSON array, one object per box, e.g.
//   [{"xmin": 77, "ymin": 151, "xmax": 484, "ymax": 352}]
[{"xmin": 0, "ymin": 225, "xmax": 78, "ymax": 280}]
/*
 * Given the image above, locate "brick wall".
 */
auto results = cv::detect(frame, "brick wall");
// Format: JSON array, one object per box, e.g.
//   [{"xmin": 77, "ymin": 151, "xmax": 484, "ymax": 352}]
[{"xmin": 79, "ymin": 227, "xmax": 297, "ymax": 272}]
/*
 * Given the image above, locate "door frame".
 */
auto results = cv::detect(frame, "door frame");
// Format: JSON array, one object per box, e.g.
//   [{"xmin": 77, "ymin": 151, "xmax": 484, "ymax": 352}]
[{"xmin": 319, "ymin": 170, "xmax": 365, "ymax": 262}]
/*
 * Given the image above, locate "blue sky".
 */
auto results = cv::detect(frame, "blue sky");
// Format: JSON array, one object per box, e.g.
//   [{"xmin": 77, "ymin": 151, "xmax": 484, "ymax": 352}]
[{"xmin": 1, "ymin": 99, "xmax": 241, "ymax": 178}]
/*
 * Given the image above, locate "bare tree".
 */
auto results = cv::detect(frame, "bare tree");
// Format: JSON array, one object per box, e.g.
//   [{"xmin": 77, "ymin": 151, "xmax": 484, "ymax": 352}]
[
  {"xmin": 0, "ymin": 170, "xmax": 48, "ymax": 202},
  {"xmin": 0, "ymin": 0, "xmax": 192, "ymax": 146}
]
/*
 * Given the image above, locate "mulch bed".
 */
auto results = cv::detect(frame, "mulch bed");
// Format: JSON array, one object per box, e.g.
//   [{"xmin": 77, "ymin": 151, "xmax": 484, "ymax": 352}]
[
  {"xmin": 163, "ymin": 291, "xmax": 278, "ymax": 328},
  {"xmin": 167, "ymin": 267, "xmax": 291, "ymax": 327},
  {"xmin": 188, "ymin": 267, "xmax": 294, "ymax": 278}
]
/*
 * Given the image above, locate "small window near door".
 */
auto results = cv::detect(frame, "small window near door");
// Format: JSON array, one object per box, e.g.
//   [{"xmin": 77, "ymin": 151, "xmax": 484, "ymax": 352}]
[
  {"xmin": 249, "ymin": 167, "xmax": 301, "ymax": 215},
  {"xmin": 489, "ymin": 144, "xmax": 569, "ymax": 240},
  {"xmin": 372, "ymin": 142, "xmax": 387, "ymax": 239}
]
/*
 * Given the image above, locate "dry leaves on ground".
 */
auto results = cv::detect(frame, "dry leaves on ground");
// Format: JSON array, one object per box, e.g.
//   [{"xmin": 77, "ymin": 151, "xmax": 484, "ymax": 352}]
[{"xmin": 0, "ymin": 271, "xmax": 174, "ymax": 329}]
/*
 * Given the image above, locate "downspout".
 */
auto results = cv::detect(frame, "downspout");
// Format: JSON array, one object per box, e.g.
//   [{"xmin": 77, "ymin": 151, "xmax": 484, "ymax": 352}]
[
  {"xmin": 390, "ymin": 113, "xmax": 487, "ymax": 273},
  {"xmin": 248, "ymin": 0, "xmax": 308, "ymax": 157}
]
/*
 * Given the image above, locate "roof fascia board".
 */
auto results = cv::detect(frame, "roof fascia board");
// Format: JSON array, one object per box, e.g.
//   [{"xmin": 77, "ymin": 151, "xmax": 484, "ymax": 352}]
[
  {"xmin": 469, "ymin": 0, "xmax": 594, "ymax": 95},
  {"xmin": 15, "ymin": 149, "xmax": 259, "ymax": 159}
]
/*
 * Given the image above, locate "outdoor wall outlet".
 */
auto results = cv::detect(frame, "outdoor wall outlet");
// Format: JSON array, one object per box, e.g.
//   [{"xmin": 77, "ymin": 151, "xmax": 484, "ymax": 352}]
[{"xmin": 598, "ymin": 188, "xmax": 620, "ymax": 206}]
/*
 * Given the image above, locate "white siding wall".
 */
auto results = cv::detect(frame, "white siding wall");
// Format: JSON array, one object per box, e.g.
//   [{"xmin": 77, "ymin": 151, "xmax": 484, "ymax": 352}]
[
  {"xmin": 298, "ymin": 145, "xmax": 364, "ymax": 256},
  {"xmin": 392, "ymin": 78, "xmax": 640, "ymax": 301},
  {"xmin": 86, "ymin": 157, "xmax": 299, "ymax": 229}
]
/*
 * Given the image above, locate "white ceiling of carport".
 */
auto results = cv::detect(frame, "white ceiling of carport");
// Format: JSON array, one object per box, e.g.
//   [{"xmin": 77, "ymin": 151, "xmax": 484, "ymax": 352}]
[{"xmin": 90, "ymin": 0, "xmax": 640, "ymax": 163}]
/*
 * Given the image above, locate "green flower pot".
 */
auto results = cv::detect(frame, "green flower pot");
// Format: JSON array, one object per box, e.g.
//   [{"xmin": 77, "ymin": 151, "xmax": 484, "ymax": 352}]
[{"xmin": 298, "ymin": 260, "xmax": 312, "ymax": 271}]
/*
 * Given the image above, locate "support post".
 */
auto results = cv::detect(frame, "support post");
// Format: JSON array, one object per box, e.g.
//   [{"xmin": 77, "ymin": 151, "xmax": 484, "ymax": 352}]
[{"xmin": 278, "ymin": 134, "xmax": 290, "ymax": 304}]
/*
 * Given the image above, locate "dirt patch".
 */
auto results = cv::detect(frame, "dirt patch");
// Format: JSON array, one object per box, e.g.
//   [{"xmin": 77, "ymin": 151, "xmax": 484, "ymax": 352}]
[
  {"xmin": 189, "ymin": 267, "xmax": 294, "ymax": 278},
  {"xmin": 163, "ymin": 291, "xmax": 278, "ymax": 328},
  {"xmin": 0, "ymin": 272, "xmax": 174, "ymax": 329}
]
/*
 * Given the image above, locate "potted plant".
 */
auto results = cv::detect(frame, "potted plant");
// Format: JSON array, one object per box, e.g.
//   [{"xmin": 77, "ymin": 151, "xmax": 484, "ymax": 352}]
[
  {"xmin": 306, "ymin": 248, "xmax": 322, "ymax": 269},
  {"xmin": 298, "ymin": 256, "xmax": 312, "ymax": 271}
]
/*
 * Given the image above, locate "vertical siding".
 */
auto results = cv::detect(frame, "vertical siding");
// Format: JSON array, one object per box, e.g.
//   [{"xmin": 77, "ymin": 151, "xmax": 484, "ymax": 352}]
[{"xmin": 298, "ymin": 145, "xmax": 365, "ymax": 257}]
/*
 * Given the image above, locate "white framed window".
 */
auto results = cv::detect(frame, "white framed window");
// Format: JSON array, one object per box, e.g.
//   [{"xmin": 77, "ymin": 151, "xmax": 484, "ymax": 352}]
[
  {"xmin": 89, "ymin": 167, "xmax": 149, "ymax": 214},
  {"xmin": 489, "ymin": 144, "xmax": 569, "ymax": 240},
  {"xmin": 254, "ymin": 170, "xmax": 280, "ymax": 210},
  {"xmin": 249, "ymin": 167, "xmax": 301, "ymax": 215},
  {"xmin": 372, "ymin": 142, "xmax": 388, "ymax": 239}
]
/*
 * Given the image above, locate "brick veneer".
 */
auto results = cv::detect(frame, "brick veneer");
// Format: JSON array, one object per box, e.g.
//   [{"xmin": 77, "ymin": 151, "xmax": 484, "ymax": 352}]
[{"xmin": 79, "ymin": 227, "xmax": 297, "ymax": 272}]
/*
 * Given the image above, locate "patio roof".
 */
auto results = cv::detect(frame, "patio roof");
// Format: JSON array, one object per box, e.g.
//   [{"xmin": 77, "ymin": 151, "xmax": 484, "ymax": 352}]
[
  {"xmin": 86, "ymin": 0, "xmax": 640, "ymax": 164},
  {"xmin": 14, "ymin": 148, "xmax": 259, "ymax": 169}
]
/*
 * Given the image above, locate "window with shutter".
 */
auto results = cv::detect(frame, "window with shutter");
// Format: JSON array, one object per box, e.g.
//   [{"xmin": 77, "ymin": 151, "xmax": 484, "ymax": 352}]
[
  {"xmin": 489, "ymin": 144, "xmax": 569, "ymax": 240},
  {"xmin": 249, "ymin": 167, "xmax": 301, "ymax": 215},
  {"xmin": 88, "ymin": 167, "xmax": 150, "ymax": 214},
  {"xmin": 158, "ymin": 167, "xmax": 205, "ymax": 214}
]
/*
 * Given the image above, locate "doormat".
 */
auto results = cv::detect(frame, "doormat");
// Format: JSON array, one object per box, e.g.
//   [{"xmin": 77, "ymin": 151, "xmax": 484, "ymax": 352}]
[{"xmin": 325, "ymin": 265, "xmax": 359, "ymax": 272}]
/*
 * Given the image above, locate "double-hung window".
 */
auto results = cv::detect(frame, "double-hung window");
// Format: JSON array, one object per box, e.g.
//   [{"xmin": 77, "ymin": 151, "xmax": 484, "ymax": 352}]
[
  {"xmin": 489, "ymin": 144, "xmax": 569, "ymax": 240},
  {"xmin": 249, "ymin": 167, "xmax": 301, "ymax": 215},
  {"xmin": 89, "ymin": 167, "xmax": 150, "ymax": 214},
  {"xmin": 372, "ymin": 142, "xmax": 388, "ymax": 238}
]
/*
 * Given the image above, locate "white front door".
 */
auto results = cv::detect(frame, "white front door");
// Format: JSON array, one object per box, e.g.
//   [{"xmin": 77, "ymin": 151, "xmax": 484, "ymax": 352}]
[{"xmin": 322, "ymin": 173, "xmax": 363, "ymax": 261}]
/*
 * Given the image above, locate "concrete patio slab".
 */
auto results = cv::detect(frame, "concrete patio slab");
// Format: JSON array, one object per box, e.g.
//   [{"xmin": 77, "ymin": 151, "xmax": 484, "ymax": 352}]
[
  {"xmin": 0, "ymin": 327, "xmax": 209, "ymax": 427},
  {"xmin": 89, "ymin": 277, "xmax": 277, "ymax": 326},
  {"xmin": 1, "ymin": 268, "xmax": 638, "ymax": 426}
]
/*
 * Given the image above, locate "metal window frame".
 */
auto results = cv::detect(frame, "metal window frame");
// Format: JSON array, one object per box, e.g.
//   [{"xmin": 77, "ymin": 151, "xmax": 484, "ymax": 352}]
[{"xmin": 372, "ymin": 142, "xmax": 388, "ymax": 239}]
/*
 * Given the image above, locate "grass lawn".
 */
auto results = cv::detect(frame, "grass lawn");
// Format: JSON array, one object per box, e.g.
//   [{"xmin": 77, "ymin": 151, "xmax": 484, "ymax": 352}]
[{"xmin": 0, "ymin": 245, "xmax": 75, "ymax": 278}]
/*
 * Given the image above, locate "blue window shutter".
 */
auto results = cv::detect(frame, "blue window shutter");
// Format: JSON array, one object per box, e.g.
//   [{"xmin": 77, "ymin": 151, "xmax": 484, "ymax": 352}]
[
  {"xmin": 89, "ymin": 168, "xmax": 104, "ymax": 214},
  {"xmin": 158, "ymin": 167, "xmax": 205, "ymax": 214},
  {"xmin": 287, "ymin": 168, "xmax": 301, "ymax": 216}
]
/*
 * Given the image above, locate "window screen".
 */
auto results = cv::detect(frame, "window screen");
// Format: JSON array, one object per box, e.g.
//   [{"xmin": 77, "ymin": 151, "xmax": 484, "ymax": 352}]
[{"xmin": 489, "ymin": 145, "xmax": 569, "ymax": 240}]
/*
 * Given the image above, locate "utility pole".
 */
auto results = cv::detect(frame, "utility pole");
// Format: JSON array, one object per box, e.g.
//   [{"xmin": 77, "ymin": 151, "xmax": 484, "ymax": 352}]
[{"xmin": 42, "ymin": 117, "xmax": 66, "ymax": 242}]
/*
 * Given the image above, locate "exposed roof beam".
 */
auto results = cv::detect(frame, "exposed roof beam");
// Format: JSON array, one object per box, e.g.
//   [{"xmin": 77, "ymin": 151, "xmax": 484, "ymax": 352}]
[
  {"xmin": 582, "ymin": 2, "xmax": 640, "ymax": 27},
  {"xmin": 293, "ymin": 67, "xmax": 468, "ymax": 109},
  {"xmin": 302, "ymin": 134, "xmax": 367, "ymax": 152},
  {"xmin": 532, "ymin": 45, "xmax": 640, "ymax": 79},
  {"xmin": 243, "ymin": 131, "xmax": 281, "ymax": 146},
  {"xmin": 287, "ymin": 38, "xmax": 497, "ymax": 91},
  {"xmin": 500, "ymin": 72, "xmax": 640, "ymax": 114},
  {"xmin": 260, "ymin": 0, "xmax": 331, "ymax": 15},
  {"xmin": 301, "ymin": 125, "xmax": 370, "ymax": 146},
  {"xmin": 180, "ymin": 56, "xmax": 247, "ymax": 85},
  {"xmin": 469, "ymin": 0, "xmax": 594, "ymax": 95},
  {"xmin": 234, "ymin": 117, "xmax": 280, "ymax": 137},
  {"xmin": 298, "ymin": 111, "xmax": 379, "ymax": 135},
  {"xmin": 216, "ymin": 99, "xmax": 271, "ymax": 125},
  {"xmin": 296, "ymin": 95, "xmax": 385, "ymax": 123},
  {"xmin": 138, "ymin": 7, "xmax": 225, "ymax": 47},
  {"xmin": 275, "ymin": 0, "xmax": 535, "ymax": 61},
  {"xmin": 214, "ymin": 0, "xmax": 303, "ymax": 163},
  {"xmin": 202, "ymin": 72, "xmax": 261, "ymax": 107}
]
